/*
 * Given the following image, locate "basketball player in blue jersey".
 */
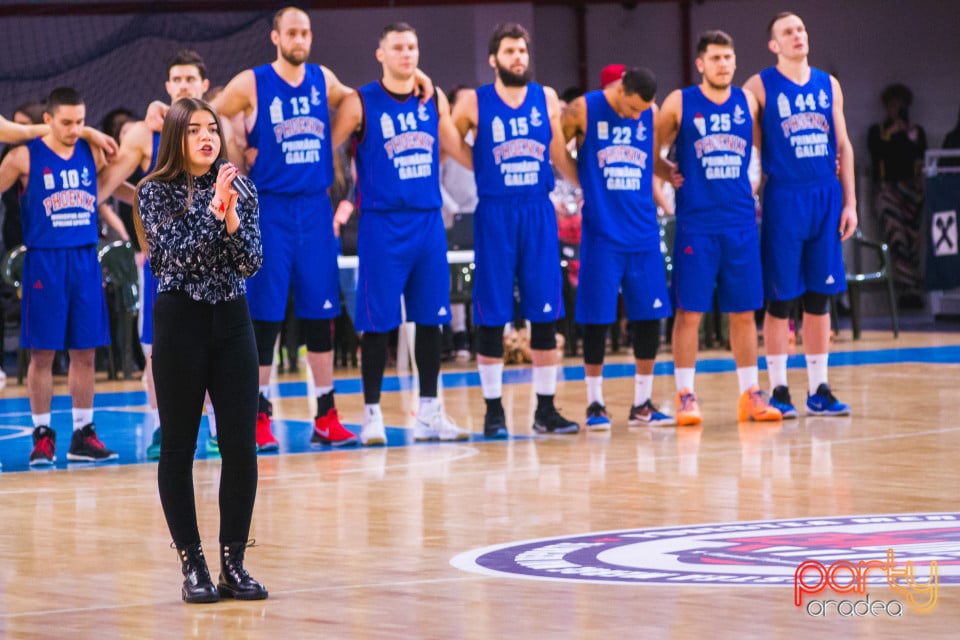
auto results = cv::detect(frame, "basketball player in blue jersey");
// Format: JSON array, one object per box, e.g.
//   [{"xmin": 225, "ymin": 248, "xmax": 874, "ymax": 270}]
[
  {"xmin": 744, "ymin": 12, "xmax": 857, "ymax": 418},
  {"xmin": 0, "ymin": 87, "xmax": 118, "ymax": 466},
  {"xmin": 451, "ymin": 22, "xmax": 580, "ymax": 438},
  {"xmin": 655, "ymin": 31, "xmax": 782, "ymax": 426},
  {"xmin": 330, "ymin": 23, "xmax": 473, "ymax": 445},
  {"xmin": 210, "ymin": 7, "xmax": 360, "ymax": 451},
  {"xmin": 561, "ymin": 67, "xmax": 675, "ymax": 430},
  {"xmin": 100, "ymin": 50, "xmax": 225, "ymax": 460}
]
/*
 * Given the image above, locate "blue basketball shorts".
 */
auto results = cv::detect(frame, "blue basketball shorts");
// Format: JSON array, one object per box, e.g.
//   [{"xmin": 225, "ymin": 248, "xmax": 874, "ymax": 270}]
[
  {"xmin": 246, "ymin": 192, "xmax": 340, "ymax": 322},
  {"xmin": 671, "ymin": 223, "xmax": 764, "ymax": 313},
  {"xmin": 21, "ymin": 246, "xmax": 110, "ymax": 350},
  {"xmin": 472, "ymin": 196, "xmax": 564, "ymax": 326},
  {"xmin": 576, "ymin": 235, "xmax": 671, "ymax": 325},
  {"xmin": 139, "ymin": 257, "xmax": 158, "ymax": 346},
  {"xmin": 761, "ymin": 179, "xmax": 846, "ymax": 301},
  {"xmin": 354, "ymin": 209, "xmax": 451, "ymax": 333}
]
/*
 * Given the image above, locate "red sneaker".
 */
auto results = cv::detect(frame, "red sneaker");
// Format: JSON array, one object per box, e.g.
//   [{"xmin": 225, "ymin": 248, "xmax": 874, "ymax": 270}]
[
  {"xmin": 255, "ymin": 412, "xmax": 279, "ymax": 452},
  {"xmin": 311, "ymin": 408, "xmax": 358, "ymax": 447}
]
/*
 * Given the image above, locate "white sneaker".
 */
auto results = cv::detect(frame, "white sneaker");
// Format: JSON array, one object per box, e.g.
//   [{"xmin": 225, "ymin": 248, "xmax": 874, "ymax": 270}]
[
  {"xmin": 361, "ymin": 406, "xmax": 386, "ymax": 446},
  {"xmin": 414, "ymin": 411, "xmax": 470, "ymax": 442}
]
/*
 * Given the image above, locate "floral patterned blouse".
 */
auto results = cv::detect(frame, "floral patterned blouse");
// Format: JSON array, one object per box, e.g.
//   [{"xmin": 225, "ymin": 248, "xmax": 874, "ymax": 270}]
[{"xmin": 137, "ymin": 169, "xmax": 262, "ymax": 304}]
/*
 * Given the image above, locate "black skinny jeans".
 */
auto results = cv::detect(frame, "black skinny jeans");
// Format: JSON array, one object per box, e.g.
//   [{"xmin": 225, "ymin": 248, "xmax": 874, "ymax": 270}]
[{"xmin": 153, "ymin": 291, "xmax": 259, "ymax": 546}]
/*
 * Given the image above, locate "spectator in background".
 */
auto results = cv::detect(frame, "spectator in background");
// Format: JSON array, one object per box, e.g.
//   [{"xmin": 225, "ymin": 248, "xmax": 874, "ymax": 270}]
[
  {"xmin": 942, "ymin": 105, "xmax": 960, "ymax": 167},
  {"xmin": 868, "ymin": 83, "xmax": 927, "ymax": 308},
  {"xmin": 441, "ymin": 85, "xmax": 478, "ymax": 363}
]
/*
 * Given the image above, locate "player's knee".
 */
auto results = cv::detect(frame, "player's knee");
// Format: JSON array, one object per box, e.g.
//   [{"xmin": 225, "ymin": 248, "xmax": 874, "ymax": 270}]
[
  {"xmin": 582, "ymin": 324, "xmax": 607, "ymax": 365},
  {"xmin": 530, "ymin": 322, "xmax": 557, "ymax": 351},
  {"xmin": 477, "ymin": 325, "xmax": 505, "ymax": 358},
  {"xmin": 802, "ymin": 291, "xmax": 831, "ymax": 316},
  {"xmin": 766, "ymin": 298, "xmax": 796, "ymax": 320},
  {"xmin": 630, "ymin": 320, "xmax": 661, "ymax": 360},
  {"xmin": 253, "ymin": 320, "xmax": 282, "ymax": 365},
  {"xmin": 301, "ymin": 318, "xmax": 333, "ymax": 353}
]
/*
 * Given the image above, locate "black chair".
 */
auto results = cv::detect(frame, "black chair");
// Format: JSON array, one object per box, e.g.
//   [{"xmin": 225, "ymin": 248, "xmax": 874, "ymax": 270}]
[
  {"xmin": 1, "ymin": 245, "xmax": 29, "ymax": 383},
  {"xmin": 98, "ymin": 241, "xmax": 140, "ymax": 379},
  {"xmin": 845, "ymin": 229, "xmax": 899, "ymax": 340}
]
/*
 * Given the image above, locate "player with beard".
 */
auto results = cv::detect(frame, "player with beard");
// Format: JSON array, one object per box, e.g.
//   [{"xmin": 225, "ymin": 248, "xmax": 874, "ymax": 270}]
[
  {"xmin": 744, "ymin": 12, "xmax": 856, "ymax": 418},
  {"xmin": 655, "ymin": 30, "xmax": 781, "ymax": 426},
  {"xmin": 451, "ymin": 23, "xmax": 580, "ymax": 438}
]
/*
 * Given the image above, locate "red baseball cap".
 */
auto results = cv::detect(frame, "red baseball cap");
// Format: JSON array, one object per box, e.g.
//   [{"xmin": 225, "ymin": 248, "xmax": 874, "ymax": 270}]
[{"xmin": 600, "ymin": 64, "xmax": 626, "ymax": 88}]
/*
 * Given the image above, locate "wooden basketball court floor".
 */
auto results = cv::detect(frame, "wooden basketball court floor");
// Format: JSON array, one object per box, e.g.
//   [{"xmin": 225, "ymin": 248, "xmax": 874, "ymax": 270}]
[{"xmin": 1, "ymin": 327, "xmax": 960, "ymax": 638}]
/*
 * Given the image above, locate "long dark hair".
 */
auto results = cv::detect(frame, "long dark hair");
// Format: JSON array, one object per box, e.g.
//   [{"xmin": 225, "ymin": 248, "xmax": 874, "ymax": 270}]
[{"xmin": 133, "ymin": 98, "xmax": 228, "ymax": 248}]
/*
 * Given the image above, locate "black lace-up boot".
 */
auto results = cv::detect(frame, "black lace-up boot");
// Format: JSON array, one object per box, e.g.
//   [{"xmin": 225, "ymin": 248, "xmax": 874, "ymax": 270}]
[
  {"xmin": 218, "ymin": 541, "xmax": 268, "ymax": 600},
  {"xmin": 175, "ymin": 542, "xmax": 220, "ymax": 604}
]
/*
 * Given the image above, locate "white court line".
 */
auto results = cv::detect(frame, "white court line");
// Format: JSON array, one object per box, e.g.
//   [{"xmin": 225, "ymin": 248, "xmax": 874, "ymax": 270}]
[{"xmin": 0, "ymin": 575, "xmax": 489, "ymax": 619}]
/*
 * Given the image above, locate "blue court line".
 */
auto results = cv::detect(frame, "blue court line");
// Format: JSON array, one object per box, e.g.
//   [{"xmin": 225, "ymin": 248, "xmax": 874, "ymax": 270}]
[
  {"xmin": 0, "ymin": 343, "xmax": 955, "ymax": 473},
  {"xmin": 28, "ymin": 343, "xmax": 956, "ymax": 410}
]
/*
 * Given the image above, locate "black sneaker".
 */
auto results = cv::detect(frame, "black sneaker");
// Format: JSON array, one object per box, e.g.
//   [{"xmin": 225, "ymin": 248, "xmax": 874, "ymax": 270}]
[
  {"xmin": 483, "ymin": 410, "xmax": 509, "ymax": 439},
  {"xmin": 29, "ymin": 426, "xmax": 56, "ymax": 466},
  {"xmin": 67, "ymin": 423, "xmax": 118, "ymax": 462},
  {"xmin": 533, "ymin": 407, "xmax": 580, "ymax": 434},
  {"xmin": 770, "ymin": 385, "xmax": 799, "ymax": 419}
]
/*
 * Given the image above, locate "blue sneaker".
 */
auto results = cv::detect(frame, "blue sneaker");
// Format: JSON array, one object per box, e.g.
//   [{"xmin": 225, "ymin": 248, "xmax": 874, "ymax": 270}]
[
  {"xmin": 770, "ymin": 386, "xmax": 799, "ymax": 419},
  {"xmin": 146, "ymin": 427, "xmax": 162, "ymax": 461},
  {"xmin": 806, "ymin": 383, "xmax": 851, "ymax": 416},
  {"xmin": 628, "ymin": 399, "xmax": 676, "ymax": 427},
  {"xmin": 585, "ymin": 402, "xmax": 611, "ymax": 431}
]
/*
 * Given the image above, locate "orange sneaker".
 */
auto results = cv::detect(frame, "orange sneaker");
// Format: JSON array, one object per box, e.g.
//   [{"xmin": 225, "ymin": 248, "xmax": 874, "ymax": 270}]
[
  {"xmin": 255, "ymin": 411, "xmax": 279, "ymax": 452},
  {"xmin": 738, "ymin": 385, "xmax": 783, "ymax": 422},
  {"xmin": 675, "ymin": 388, "xmax": 703, "ymax": 426}
]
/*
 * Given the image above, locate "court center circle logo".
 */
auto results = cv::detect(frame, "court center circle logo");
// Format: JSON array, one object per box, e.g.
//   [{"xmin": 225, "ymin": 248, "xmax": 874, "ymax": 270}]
[{"xmin": 451, "ymin": 513, "xmax": 960, "ymax": 587}]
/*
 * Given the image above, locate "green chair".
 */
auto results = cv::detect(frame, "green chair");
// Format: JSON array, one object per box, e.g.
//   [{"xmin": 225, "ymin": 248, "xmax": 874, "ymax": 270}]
[
  {"xmin": 98, "ymin": 241, "xmax": 140, "ymax": 379},
  {"xmin": 845, "ymin": 229, "xmax": 899, "ymax": 340},
  {"xmin": 1, "ymin": 245, "xmax": 29, "ymax": 383}
]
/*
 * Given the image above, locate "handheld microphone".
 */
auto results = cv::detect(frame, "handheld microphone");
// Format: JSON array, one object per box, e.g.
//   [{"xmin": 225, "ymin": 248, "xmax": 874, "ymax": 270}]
[{"xmin": 214, "ymin": 159, "xmax": 255, "ymax": 203}]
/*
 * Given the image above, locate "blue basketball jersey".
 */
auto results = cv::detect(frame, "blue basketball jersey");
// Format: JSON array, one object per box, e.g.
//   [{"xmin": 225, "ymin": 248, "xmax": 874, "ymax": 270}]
[
  {"xmin": 21, "ymin": 138, "xmax": 98, "ymax": 248},
  {"xmin": 354, "ymin": 82, "xmax": 441, "ymax": 212},
  {"xmin": 473, "ymin": 83, "xmax": 555, "ymax": 198},
  {"xmin": 759, "ymin": 67, "xmax": 837, "ymax": 184},
  {"xmin": 578, "ymin": 90, "xmax": 657, "ymax": 250},
  {"xmin": 675, "ymin": 86, "xmax": 754, "ymax": 232},
  {"xmin": 148, "ymin": 131, "xmax": 160, "ymax": 173},
  {"xmin": 248, "ymin": 63, "xmax": 333, "ymax": 195}
]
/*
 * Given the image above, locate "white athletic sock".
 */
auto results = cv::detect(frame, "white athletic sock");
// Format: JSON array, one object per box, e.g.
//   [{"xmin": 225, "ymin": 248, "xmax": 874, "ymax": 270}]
[
  {"xmin": 314, "ymin": 385, "xmax": 334, "ymax": 397},
  {"xmin": 149, "ymin": 408, "xmax": 161, "ymax": 432},
  {"xmin": 736, "ymin": 366, "xmax": 759, "ymax": 394},
  {"xmin": 634, "ymin": 374, "xmax": 654, "ymax": 407},
  {"xmin": 675, "ymin": 367, "xmax": 695, "ymax": 393},
  {"xmin": 32, "ymin": 413, "xmax": 51, "ymax": 429},
  {"xmin": 259, "ymin": 385, "xmax": 270, "ymax": 399},
  {"xmin": 418, "ymin": 397, "xmax": 440, "ymax": 420},
  {"xmin": 806, "ymin": 353, "xmax": 829, "ymax": 395},
  {"xmin": 585, "ymin": 376, "xmax": 604, "ymax": 406},
  {"xmin": 364, "ymin": 403, "xmax": 382, "ymax": 422},
  {"xmin": 73, "ymin": 408, "xmax": 94, "ymax": 430},
  {"xmin": 478, "ymin": 363, "xmax": 503, "ymax": 399},
  {"xmin": 766, "ymin": 354, "xmax": 789, "ymax": 391},
  {"xmin": 533, "ymin": 366, "xmax": 558, "ymax": 396}
]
